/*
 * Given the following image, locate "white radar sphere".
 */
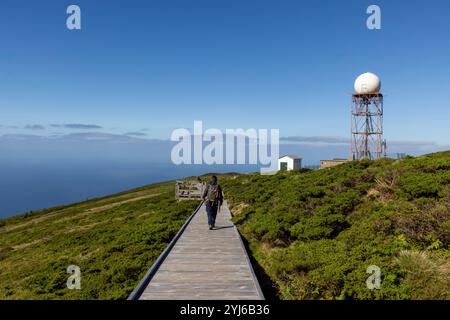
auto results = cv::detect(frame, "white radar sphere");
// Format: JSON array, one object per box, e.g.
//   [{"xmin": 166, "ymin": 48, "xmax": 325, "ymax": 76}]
[{"xmin": 354, "ymin": 72, "xmax": 381, "ymax": 94}]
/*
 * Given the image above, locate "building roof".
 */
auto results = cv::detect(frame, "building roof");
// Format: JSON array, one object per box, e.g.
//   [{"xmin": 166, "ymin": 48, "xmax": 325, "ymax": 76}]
[{"xmin": 279, "ymin": 155, "xmax": 302, "ymax": 160}]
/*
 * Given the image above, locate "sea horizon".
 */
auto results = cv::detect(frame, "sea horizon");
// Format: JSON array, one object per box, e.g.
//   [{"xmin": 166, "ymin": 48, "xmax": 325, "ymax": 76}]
[{"xmin": 0, "ymin": 160, "xmax": 259, "ymax": 219}]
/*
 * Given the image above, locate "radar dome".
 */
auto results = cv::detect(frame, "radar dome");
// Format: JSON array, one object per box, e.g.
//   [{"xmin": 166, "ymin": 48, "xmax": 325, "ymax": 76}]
[{"xmin": 354, "ymin": 72, "xmax": 381, "ymax": 94}]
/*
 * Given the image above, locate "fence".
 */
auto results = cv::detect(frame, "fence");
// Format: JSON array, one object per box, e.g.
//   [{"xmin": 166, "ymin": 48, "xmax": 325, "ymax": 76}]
[{"xmin": 175, "ymin": 180, "xmax": 205, "ymax": 200}]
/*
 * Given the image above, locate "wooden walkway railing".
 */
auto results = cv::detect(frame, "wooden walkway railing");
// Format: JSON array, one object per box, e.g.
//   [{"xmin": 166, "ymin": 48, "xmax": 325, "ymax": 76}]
[
  {"xmin": 175, "ymin": 180, "xmax": 205, "ymax": 200},
  {"xmin": 128, "ymin": 200, "xmax": 264, "ymax": 300}
]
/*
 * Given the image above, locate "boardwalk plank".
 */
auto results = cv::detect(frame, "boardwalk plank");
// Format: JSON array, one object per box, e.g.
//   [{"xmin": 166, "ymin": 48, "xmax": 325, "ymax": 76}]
[{"xmin": 138, "ymin": 201, "xmax": 264, "ymax": 300}]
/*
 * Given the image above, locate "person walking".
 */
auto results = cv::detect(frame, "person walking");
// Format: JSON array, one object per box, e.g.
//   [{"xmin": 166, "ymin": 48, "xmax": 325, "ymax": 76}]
[{"xmin": 202, "ymin": 175, "xmax": 223, "ymax": 230}]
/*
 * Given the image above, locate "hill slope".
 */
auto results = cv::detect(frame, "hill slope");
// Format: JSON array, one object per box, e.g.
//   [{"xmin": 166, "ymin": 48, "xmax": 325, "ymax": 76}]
[
  {"xmin": 1, "ymin": 152, "xmax": 449, "ymax": 300},
  {"xmin": 221, "ymin": 151, "xmax": 450, "ymax": 299},
  {"xmin": 0, "ymin": 181, "xmax": 198, "ymax": 299}
]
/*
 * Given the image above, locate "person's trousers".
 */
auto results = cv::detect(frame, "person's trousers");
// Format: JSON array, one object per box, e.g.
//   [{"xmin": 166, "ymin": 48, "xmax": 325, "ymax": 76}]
[{"xmin": 205, "ymin": 201, "xmax": 218, "ymax": 226}]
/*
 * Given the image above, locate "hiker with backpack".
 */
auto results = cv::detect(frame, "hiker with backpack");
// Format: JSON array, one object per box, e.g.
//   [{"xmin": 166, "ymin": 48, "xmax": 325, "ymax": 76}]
[{"xmin": 202, "ymin": 175, "xmax": 223, "ymax": 230}]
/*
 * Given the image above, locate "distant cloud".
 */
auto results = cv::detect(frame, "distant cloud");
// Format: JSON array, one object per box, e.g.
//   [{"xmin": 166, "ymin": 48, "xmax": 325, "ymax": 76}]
[
  {"xmin": 387, "ymin": 140, "xmax": 437, "ymax": 147},
  {"xmin": 1, "ymin": 132, "xmax": 446, "ymax": 159},
  {"xmin": 279, "ymin": 135, "xmax": 449, "ymax": 155},
  {"xmin": 51, "ymin": 123, "xmax": 102, "ymax": 129},
  {"xmin": 126, "ymin": 132, "xmax": 147, "ymax": 137},
  {"xmin": 0, "ymin": 132, "xmax": 146, "ymax": 143},
  {"xmin": 281, "ymin": 136, "xmax": 349, "ymax": 144},
  {"xmin": 62, "ymin": 132, "xmax": 132, "ymax": 141},
  {"xmin": 281, "ymin": 136, "xmax": 440, "ymax": 149},
  {"xmin": 0, "ymin": 134, "xmax": 45, "ymax": 140},
  {"xmin": 24, "ymin": 124, "xmax": 45, "ymax": 130}
]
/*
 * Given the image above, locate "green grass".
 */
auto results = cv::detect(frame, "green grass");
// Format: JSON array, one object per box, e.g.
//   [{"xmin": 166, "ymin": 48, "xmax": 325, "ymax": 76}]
[
  {"xmin": 0, "ymin": 181, "xmax": 199, "ymax": 299},
  {"xmin": 1, "ymin": 152, "xmax": 449, "ymax": 300},
  {"xmin": 220, "ymin": 151, "xmax": 450, "ymax": 300}
]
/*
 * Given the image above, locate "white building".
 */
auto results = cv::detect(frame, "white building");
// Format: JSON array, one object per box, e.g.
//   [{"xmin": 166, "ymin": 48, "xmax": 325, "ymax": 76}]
[{"xmin": 278, "ymin": 155, "xmax": 302, "ymax": 171}]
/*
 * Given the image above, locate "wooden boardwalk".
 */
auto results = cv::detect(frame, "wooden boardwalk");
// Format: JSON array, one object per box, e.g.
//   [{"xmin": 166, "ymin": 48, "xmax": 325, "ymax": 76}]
[{"xmin": 136, "ymin": 201, "xmax": 264, "ymax": 300}]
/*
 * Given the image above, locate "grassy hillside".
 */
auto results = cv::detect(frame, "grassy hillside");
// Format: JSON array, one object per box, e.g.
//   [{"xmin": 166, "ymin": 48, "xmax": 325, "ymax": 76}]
[
  {"xmin": 221, "ymin": 151, "xmax": 450, "ymax": 299},
  {"xmin": 1, "ymin": 152, "xmax": 449, "ymax": 300},
  {"xmin": 0, "ymin": 181, "xmax": 198, "ymax": 299}
]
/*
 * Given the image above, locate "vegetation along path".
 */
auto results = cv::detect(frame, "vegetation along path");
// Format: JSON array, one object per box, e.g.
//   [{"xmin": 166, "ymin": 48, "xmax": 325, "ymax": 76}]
[{"xmin": 131, "ymin": 200, "xmax": 264, "ymax": 300}]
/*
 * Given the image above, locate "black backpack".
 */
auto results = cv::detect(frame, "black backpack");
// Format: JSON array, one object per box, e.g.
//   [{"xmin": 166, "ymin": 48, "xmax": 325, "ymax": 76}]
[{"xmin": 207, "ymin": 184, "xmax": 220, "ymax": 203}]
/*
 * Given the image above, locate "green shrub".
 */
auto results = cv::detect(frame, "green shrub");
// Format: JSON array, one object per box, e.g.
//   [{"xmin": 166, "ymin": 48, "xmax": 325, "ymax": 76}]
[
  {"xmin": 0, "ymin": 181, "xmax": 199, "ymax": 299},
  {"xmin": 223, "ymin": 151, "xmax": 450, "ymax": 300},
  {"xmin": 396, "ymin": 173, "xmax": 440, "ymax": 199}
]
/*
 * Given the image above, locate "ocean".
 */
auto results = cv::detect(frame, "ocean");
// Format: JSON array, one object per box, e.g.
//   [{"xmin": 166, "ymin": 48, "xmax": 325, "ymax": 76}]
[{"xmin": 0, "ymin": 160, "xmax": 258, "ymax": 219}]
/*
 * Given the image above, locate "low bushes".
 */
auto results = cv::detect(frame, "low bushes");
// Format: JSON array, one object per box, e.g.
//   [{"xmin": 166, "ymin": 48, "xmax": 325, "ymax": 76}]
[{"xmin": 222, "ymin": 151, "xmax": 450, "ymax": 300}]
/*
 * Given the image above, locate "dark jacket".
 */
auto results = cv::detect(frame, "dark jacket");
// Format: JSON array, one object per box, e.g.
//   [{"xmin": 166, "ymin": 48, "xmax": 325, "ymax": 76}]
[{"xmin": 203, "ymin": 182, "xmax": 223, "ymax": 206}]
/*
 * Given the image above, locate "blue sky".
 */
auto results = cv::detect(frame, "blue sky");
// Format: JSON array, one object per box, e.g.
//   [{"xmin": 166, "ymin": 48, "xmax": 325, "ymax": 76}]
[
  {"xmin": 1, "ymin": 0, "xmax": 449, "ymax": 144},
  {"xmin": 1, "ymin": 0, "xmax": 450, "ymax": 216}
]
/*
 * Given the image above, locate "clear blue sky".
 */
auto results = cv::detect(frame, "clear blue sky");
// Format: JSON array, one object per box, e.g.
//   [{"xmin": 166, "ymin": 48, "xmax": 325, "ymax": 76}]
[{"xmin": 1, "ymin": 0, "xmax": 449, "ymax": 144}]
